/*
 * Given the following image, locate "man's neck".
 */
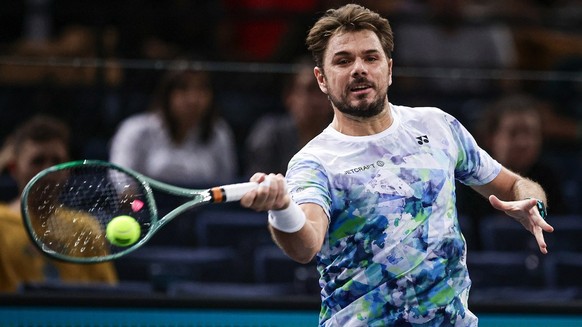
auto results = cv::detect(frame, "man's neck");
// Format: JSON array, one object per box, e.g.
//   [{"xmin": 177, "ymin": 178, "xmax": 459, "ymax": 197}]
[{"xmin": 331, "ymin": 102, "xmax": 393, "ymax": 136}]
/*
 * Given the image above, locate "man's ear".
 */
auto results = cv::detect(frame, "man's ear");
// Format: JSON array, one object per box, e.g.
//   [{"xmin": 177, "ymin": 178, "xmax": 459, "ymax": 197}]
[{"xmin": 314, "ymin": 66, "xmax": 328, "ymax": 95}]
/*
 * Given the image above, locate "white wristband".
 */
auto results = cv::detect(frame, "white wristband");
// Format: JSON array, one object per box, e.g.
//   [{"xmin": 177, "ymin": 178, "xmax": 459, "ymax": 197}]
[{"xmin": 268, "ymin": 201, "xmax": 306, "ymax": 233}]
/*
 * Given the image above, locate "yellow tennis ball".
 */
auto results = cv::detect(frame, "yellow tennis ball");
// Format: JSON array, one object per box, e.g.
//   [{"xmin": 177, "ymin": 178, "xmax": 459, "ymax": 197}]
[{"xmin": 106, "ymin": 215, "xmax": 141, "ymax": 247}]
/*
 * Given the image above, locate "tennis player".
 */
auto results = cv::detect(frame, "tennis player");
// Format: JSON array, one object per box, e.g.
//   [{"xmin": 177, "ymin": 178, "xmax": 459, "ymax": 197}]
[{"xmin": 240, "ymin": 4, "xmax": 554, "ymax": 326}]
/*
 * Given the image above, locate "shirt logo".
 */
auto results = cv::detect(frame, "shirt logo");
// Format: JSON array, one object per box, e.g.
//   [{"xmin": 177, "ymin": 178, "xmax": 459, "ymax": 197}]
[
  {"xmin": 416, "ymin": 135, "xmax": 429, "ymax": 145},
  {"xmin": 345, "ymin": 160, "xmax": 385, "ymax": 174}
]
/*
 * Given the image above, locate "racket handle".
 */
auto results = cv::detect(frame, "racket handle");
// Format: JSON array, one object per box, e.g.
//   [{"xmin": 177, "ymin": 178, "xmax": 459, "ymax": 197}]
[{"xmin": 211, "ymin": 182, "xmax": 258, "ymax": 202}]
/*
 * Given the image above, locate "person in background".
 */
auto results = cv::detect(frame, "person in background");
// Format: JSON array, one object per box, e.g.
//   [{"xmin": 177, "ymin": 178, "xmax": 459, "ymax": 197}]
[
  {"xmin": 245, "ymin": 56, "xmax": 332, "ymax": 176},
  {"xmin": 109, "ymin": 67, "xmax": 238, "ymax": 186},
  {"xmin": 479, "ymin": 94, "xmax": 566, "ymax": 211},
  {"xmin": 391, "ymin": 0, "xmax": 517, "ymax": 114},
  {"xmin": 457, "ymin": 94, "xmax": 567, "ymax": 249},
  {"xmin": 0, "ymin": 115, "xmax": 117, "ymax": 293},
  {"xmin": 240, "ymin": 4, "xmax": 553, "ymax": 325}
]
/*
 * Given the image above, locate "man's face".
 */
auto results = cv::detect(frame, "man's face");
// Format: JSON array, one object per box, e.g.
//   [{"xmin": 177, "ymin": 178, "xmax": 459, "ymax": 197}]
[
  {"xmin": 11, "ymin": 139, "xmax": 69, "ymax": 191},
  {"xmin": 490, "ymin": 112, "xmax": 541, "ymax": 173},
  {"xmin": 286, "ymin": 66, "xmax": 330, "ymax": 125},
  {"xmin": 169, "ymin": 73, "xmax": 213, "ymax": 127},
  {"xmin": 314, "ymin": 29, "xmax": 392, "ymax": 118}
]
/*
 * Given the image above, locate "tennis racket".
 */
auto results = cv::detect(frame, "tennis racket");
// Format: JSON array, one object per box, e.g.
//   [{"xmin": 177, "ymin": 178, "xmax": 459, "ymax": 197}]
[{"xmin": 21, "ymin": 160, "xmax": 258, "ymax": 263}]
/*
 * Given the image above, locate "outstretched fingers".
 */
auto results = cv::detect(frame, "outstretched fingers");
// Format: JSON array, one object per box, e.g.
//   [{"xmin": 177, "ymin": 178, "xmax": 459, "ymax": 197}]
[
  {"xmin": 533, "ymin": 225, "xmax": 549, "ymax": 254},
  {"xmin": 488, "ymin": 195, "xmax": 554, "ymax": 254}
]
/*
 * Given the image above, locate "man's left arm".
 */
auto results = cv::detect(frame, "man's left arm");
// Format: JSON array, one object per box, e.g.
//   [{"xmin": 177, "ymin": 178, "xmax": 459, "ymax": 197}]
[{"xmin": 471, "ymin": 167, "xmax": 554, "ymax": 254}]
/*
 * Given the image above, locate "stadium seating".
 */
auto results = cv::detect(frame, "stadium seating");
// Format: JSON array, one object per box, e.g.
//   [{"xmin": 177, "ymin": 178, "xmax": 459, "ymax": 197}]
[
  {"xmin": 545, "ymin": 252, "xmax": 582, "ymax": 289},
  {"xmin": 20, "ymin": 280, "xmax": 154, "ymax": 295},
  {"xmin": 253, "ymin": 245, "xmax": 319, "ymax": 295},
  {"xmin": 469, "ymin": 287, "xmax": 578, "ymax": 304},
  {"xmin": 467, "ymin": 251, "xmax": 545, "ymax": 289},
  {"xmin": 544, "ymin": 215, "xmax": 582, "ymax": 252},
  {"xmin": 194, "ymin": 208, "xmax": 271, "ymax": 282},
  {"xmin": 114, "ymin": 246, "xmax": 238, "ymax": 292},
  {"xmin": 166, "ymin": 281, "xmax": 294, "ymax": 299},
  {"xmin": 479, "ymin": 215, "xmax": 539, "ymax": 252},
  {"xmin": 194, "ymin": 209, "xmax": 270, "ymax": 248}
]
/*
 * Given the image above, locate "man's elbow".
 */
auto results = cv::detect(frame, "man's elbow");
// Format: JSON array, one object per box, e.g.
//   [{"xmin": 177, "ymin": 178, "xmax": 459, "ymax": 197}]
[{"xmin": 288, "ymin": 250, "xmax": 317, "ymax": 264}]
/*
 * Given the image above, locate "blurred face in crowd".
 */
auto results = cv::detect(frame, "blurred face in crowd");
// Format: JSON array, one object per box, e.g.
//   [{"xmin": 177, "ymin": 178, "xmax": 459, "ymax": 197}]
[
  {"xmin": 314, "ymin": 29, "xmax": 392, "ymax": 118},
  {"xmin": 285, "ymin": 65, "xmax": 330, "ymax": 127},
  {"xmin": 169, "ymin": 72, "xmax": 213, "ymax": 126},
  {"xmin": 10, "ymin": 139, "xmax": 69, "ymax": 191},
  {"xmin": 490, "ymin": 111, "xmax": 542, "ymax": 173}
]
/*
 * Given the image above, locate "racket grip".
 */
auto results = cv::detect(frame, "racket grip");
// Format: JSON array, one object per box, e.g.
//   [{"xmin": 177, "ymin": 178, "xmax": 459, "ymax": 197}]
[{"xmin": 214, "ymin": 182, "xmax": 258, "ymax": 202}]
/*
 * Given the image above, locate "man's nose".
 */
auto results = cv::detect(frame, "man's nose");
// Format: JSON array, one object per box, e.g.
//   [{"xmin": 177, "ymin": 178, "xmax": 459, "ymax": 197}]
[{"xmin": 351, "ymin": 58, "xmax": 368, "ymax": 77}]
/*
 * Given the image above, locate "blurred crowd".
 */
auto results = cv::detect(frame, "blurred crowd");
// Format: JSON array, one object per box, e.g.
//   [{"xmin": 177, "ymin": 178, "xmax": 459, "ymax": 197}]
[
  {"xmin": 0, "ymin": 0, "xmax": 581, "ymax": 294},
  {"xmin": 1, "ymin": 0, "xmax": 581, "ymax": 225}
]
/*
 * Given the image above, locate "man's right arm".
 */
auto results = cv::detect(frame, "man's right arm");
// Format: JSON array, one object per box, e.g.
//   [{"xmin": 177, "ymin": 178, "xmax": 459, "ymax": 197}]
[
  {"xmin": 269, "ymin": 202, "xmax": 328, "ymax": 264},
  {"xmin": 239, "ymin": 173, "xmax": 328, "ymax": 264}
]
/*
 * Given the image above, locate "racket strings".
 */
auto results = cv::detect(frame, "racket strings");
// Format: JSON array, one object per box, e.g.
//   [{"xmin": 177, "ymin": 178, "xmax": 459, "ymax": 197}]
[{"xmin": 26, "ymin": 165, "xmax": 152, "ymax": 258}]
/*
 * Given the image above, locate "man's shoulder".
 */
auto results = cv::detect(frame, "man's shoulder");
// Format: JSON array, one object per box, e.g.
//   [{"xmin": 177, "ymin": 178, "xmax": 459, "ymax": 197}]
[
  {"xmin": 392, "ymin": 103, "xmax": 454, "ymax": 127},
  {"xmin": 392, "ymin": 103, "xmax": 447, "ymax": 117},
  {"xmin": 114, "ymin": 112, "xmax": 163, "ymax": 139},
  {"xmin": 120, "ymin": 112, "xmax": 160, "ymax": 128},
  {"xmin": 291, "ymin": 127, "xmax": 337, "ymax": 162}
]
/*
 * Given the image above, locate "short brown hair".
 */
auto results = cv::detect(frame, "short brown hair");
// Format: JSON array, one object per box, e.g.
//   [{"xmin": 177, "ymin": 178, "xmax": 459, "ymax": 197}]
[
  {"xmin": 10, "ymin": 115, "xmax": 70, "ymax": 156},
  {"xmin": 477, "ymin": 94, "xmax": 542, "ymax": 148},
  {"xmin": 481, "ymin": 95, "xmax": 541, "ymax": 133},
  {"xmin": 0, "ymin": 115, "xmax": 70, "ymax": 172},
  {"xmin": 306, "ymin": 4, "xmax": 394, "ymax": 69}
]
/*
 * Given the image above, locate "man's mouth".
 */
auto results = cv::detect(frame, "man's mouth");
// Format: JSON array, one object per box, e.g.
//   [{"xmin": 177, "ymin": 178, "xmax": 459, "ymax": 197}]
[{"xmin": 349, "ymin": 83, "xmax": 373, "ymax": 95}]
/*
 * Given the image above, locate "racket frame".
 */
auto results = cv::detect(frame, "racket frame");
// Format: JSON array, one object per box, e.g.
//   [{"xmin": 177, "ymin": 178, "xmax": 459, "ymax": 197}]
[{"xmin": 21, "ymin": 160, "xmax": 257, "ymax": 263}]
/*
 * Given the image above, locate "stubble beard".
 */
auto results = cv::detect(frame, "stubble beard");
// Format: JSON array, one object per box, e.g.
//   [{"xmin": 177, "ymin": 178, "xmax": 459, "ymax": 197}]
[{"xmin": 328, "ymin": 84, "xmax": 388, "ymax": 118}]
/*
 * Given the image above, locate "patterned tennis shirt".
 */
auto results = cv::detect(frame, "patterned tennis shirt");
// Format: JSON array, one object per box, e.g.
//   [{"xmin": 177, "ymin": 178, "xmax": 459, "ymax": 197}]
[{"xmin": 286, "ymin": 104, "xmax": 501, "ymax": 326}]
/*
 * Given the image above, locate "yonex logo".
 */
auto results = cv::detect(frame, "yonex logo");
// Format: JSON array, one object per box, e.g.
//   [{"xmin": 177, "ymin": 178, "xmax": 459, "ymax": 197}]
[{"xmin": 416, "ymin": 135, "xmax": 429, "ymax": 145}]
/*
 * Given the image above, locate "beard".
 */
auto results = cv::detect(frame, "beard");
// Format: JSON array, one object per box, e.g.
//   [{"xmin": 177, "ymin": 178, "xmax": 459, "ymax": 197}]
[{"xmin": 328, "ymin": 79, "xmax": 388, "ymax": 118}]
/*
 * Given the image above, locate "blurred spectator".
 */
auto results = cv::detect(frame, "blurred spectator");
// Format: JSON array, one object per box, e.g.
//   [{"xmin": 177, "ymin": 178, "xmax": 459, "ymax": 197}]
[
  {"xmin": 456, "ymin": 94, "xmax": 567, "ymax": 249},
  {"xmin": 218, "ymin": 0, "xmax": 320, "ymax": 62},
  {"xmin": 0, "ymin": 115, "xmax": 117, "ymax": 293},
  {"xmin": 110, "ymin": 0, "xmax": 225, "ymax": 60},
  {"xmin": 244, "ymin": 57, "xmax": 332, "ymax": 176},
  {"xmin": 23, "ymin": 0, "xmax": 52, "ymax": 42},
  {"xmin": 539, "ymin": 58, "xmax": 582, "ymax": 148},
  {"xmin": 110, "ymin": 1, "xmax": 227, "ymax": 103},
  {"xmin": 538, "ymin": 57, "xmax": 582, "ymax": 214},
  {"xmin": 109, "ymin": 66, "xmax": 239, "ymax": 186},
  {"xmin": 392, "ymin": 0, "xmax": 517, "ymax": 103},
  {"xmin": 0, "ymin": 24, "xmax": 122, "ymax": 86},
  {"xmin": 212, "ymin": 0, "xmax": 326, "ymax": 148},
  {"xmin": 511, "ymin": 17, "xmax": 582, "ymax": 73},
  {"xmin": 460, "ymin": 0, "xmax": 545, "ymax": 24}
]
